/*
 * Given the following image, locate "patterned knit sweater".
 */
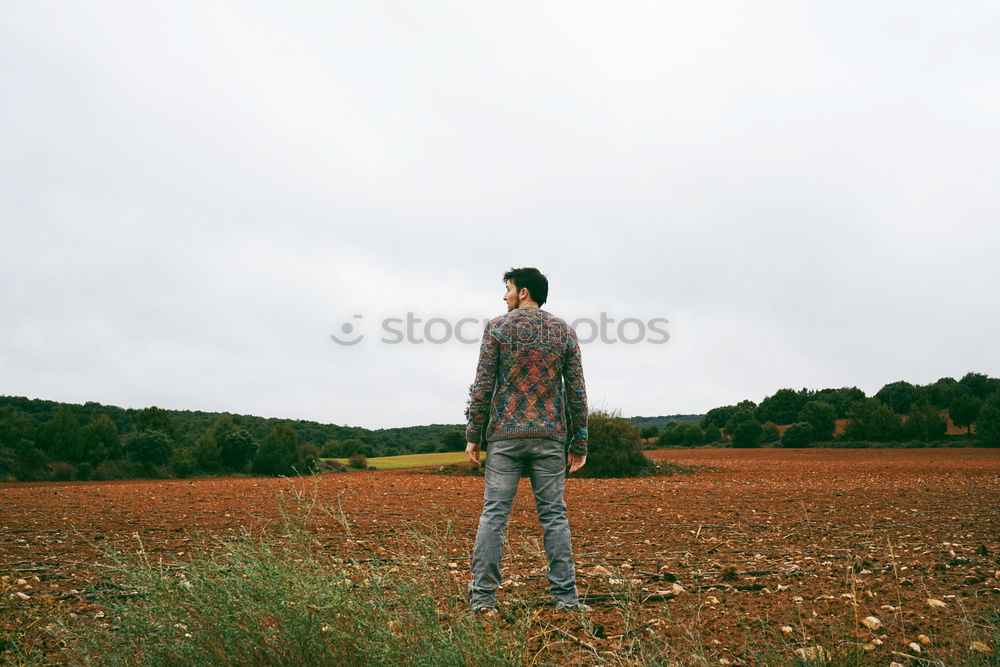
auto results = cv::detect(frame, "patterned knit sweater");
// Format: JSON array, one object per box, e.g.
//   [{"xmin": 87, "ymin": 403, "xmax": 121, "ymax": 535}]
[{"xmin": 465, "ymin": 306, "xmax": 589, "ymax": 455}]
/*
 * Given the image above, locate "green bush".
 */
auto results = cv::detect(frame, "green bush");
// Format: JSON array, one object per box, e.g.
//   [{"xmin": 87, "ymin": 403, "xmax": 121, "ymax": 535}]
[
  {"xmin": 780, "ymin": 422, "xmax": 814, "ymax": 448},
  {"xmin": 798, "ymin": 401, "xmax": 836, "ymax": 440},
  {"xmin": 348, "ymin": 453, "xmax": 368, "ymax": 469},
  {"xmin": 976, "ymin": 391, "xmax": 1000, "ymax": 446},
  {"xmin": 843, "ymin": 399, "xmax": 902, "ymax": 442},
  {"xmin": 48, "ymin": 461, "xmax": 76, "ymax": 481},
  {"xmin": 220, "ymin": 429, "xmax": 259, "ymax": 471},
  {"xmin": 730, "ymin": 420, "xmax": 763, "ymax": 448},
  {"xmin": 902, "ymin": 402, "xmax": 948, "ymax": 441},
  {"xmin": 574, "ymin": 410, "xmax": 656, "ymax": 477},
  {"xmin": 126, "ymin": 430, "xmax": 174, "ymax": 468},
  {"xmin": 760, "ymin": 422, "xmax": 780, "ymax": 445},
  {"xmin": 75, "ymin": 461, "xmax": 93, "ymax": 481},
  {"xmin": 253, "ymin": 423, "xmax": 299, "ymax": 476}
]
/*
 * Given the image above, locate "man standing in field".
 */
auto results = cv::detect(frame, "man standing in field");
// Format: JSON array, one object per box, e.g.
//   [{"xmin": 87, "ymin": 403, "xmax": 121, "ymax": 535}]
[{"xmin": 465, "ymin": 267, "xmax": 590, "ymax": 612}]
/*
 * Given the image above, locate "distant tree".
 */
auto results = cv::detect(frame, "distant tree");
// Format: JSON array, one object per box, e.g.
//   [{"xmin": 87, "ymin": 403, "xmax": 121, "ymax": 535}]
[
  {"xmin": 679, "ymin": 423, "xmax": 704, "ymax": 446},
  {"xmin": 760, "ymin": 422, "xmax": 780, "ymax": 445},
  {"xmin": 220, "ymin": 429, "xmax": 259, "ymax": 470},
  {"xmin": 253, "ymin": 422, "xmax": 299, "ymax": 476},
  {"xmin": 756, "ymin": 389, "xmax": 806, "ymax": 425},
  {"xmin": 0, "ymin": 446, "xmax": 17, "ymax": 480},
  {"xmin": 0, "ymin": 408, "xmax": 35, "ymax": 448},
  {"xmin": 574, "ymin": 410, "xmax": 655, "ymax": 477},
  {"xmin": 703, "ymin": 424, "xmax": 723, "ymax": 444},
  {"xmin": 724, "ymin": 409, "xmax": 756, "ymax": 436},
  {"xmin": 211, "ymin": 414, "xmax": 239, "ymax": 444},
  {"xmin": 875, "ymin": 381, "xmax": 924, "ymax": 415},
  {"xmin": 780, "ymin": 422, "xmax": 815, "ymax": 448},
  {"xmin": 959, "ymin": 372, "xmax": 1000, "ymax": 400},
  {"xmin": 80, "ymin": 414, "xmax": 121, "ymax": 464},
  {"xmin": 657, "ymin": 422, "xmax": 683, "ymax": 446},
  {"xmin": 38, "ymin": 406, "xmax": 84, "ymax": 463},
  {"xmin": 923, "ymin": 377, "xmax": 968, "ymax": 409},
  {"xmin": 731, "ymin": 420, "xmax": 763, "ymax": 448},
  {"xmin": 297, "ymin": 442, "xmax": 320, "ymax": 473},
  {"xmin": 949, "ymin": 395, "xmax": 982, "ymax": 435},
  {"xmin": 170, "ymin": 447, "xmax": 197, "ymax": 478},
  {"xmin": 701, "ymin": 406, "xmax": 737, "ymax": 430},
  {"xmin": 903, "ymin": 402, "xmax": 948, "ymax": 441},
  {"xmin": 126, "ymin": 430, "xmax": 173, "ymax": 468},
  {"xmin": 136, "ymin": 406, "xmax": 179, "ymax": 442},
  {"xmin": 330, "ymin": 438, "xmax": 367, "ymax": 458},
  {"xmin": 12, "ymin": 439, "xmax": 46, "ymax": 480},
  {"xmin": 813, "ymin": 387, "xmax": 866, "ymax": 418},
  {"xmin": 415, "ymin": 440, "xmax": 440, "ymax": 454},
  {"xmin": 798, "ymin": 401, "xmax": 837, "ymax": 441},
  {"xmin": 976, "ymin": 391, "xmax": 1000, "ymax": 446},
  {"xmin": 75, "ymin": 461, "xmax": 93, "ymax": 481},
  {"xmin": 193, "ymin": 430, "xmax": 221, "ymax": 472},
  {"xmin": 442, "ymin": 430, "xmax": 466, "ymax": 452},
  {"xmin": 640, "ymin": 426, "xmax": 660, "ymax": 440},
  {"xmin": 843, "ymin": 399, "xmax": 902, "ymax": 442}
]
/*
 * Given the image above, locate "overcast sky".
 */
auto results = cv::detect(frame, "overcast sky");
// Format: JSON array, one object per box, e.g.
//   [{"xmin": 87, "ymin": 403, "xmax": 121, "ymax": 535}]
[{"xmin": 2, "ymin": 2, "xmax": 998, "ymax": 430}]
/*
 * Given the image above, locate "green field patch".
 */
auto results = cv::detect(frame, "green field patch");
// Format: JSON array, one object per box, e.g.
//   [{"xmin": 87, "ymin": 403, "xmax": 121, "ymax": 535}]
[{"xmin": 324, "ymin": 451, "xmax": 468, "ymax": 470}]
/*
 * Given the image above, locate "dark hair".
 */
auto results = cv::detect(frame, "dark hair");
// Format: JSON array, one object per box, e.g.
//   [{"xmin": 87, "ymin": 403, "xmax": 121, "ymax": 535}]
[{"xmin": 503, "ymin": 267, "xmax": 548, "ymax": 307}]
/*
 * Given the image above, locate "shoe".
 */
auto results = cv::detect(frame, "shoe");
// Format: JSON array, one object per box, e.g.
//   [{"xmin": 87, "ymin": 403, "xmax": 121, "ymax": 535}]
[
  {"xmin": 554, "ymin": 601, "xmax": 593, "ymax": 612},
  {"xmin": 472, "ymin": 605, "xmax": 497, "ymax": 616}
]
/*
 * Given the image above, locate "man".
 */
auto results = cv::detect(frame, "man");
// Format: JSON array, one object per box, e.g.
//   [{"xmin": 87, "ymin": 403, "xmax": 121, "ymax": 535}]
[{"xmin": 465, "ymin": 267, "xmax": 590, "ymax": 612}]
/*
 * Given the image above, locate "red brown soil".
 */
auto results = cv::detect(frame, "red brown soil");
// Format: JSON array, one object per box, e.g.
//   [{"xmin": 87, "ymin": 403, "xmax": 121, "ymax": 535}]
[{"xmin": 2, "ymin": 447, "xmax": 998, "ymax": 664}]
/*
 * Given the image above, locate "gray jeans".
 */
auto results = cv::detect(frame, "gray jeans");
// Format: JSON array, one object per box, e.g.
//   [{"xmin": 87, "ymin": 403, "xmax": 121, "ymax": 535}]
[{"xmin": 468, "ymin": 437, "xmax": 579, "ymax": 607}]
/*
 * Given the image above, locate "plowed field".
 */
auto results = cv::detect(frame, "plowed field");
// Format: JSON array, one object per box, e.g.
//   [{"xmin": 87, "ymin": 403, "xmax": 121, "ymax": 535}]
[{"xmin": 2, "ymin": 447, "xmax": 998, "ymax": 664}]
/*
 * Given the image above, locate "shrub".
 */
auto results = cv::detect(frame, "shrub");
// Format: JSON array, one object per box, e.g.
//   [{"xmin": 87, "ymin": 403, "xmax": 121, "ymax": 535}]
[
  {"xmin": 657, "ymin": 422, "xmax": 683, "ymax": 446},
  {"xmin": 679, "ymin": 423, "xmax": 704, "ymax": 446},
  {"xmin": 843, "ymin": 399, "xmax": 902, "ymax": 442},
  {"xmin": 220, "ymin": 429, "xmax": 259, "ymax": 471},
  {"xmin": 126, "ymin": 430, "xmax": 173, "ymax": 468},
  {"xmin": 253, "ymin": 423, "xmax": 299, "ymax": 476},
  {"xmin": 315, "ymin": 459, "xmax": 347, "ymax": 473},
  {"xmin": 93, "ymin": 459, "xmax": 142, "ymax": 480},
  {"xmin": 442, "ymin": 430, "xmax": 466, "ymax": 452},
  {"xmin": 798, "ymin": 401, "xmax": 836, "ymax": 440},
  {"xmin": 760, "ymin": 422, "xmax": 780, "ymax": 445},
  {"xmin": 170, "ymin": 447, "xmax": 197, "ymax": 478},
  {"xmin": 950, "ymin": 395, "xmax": 982, "ymax": 435},
  {"xmin": 730, "ymin": 420, "xmax": 763, "ymax": 448},
  {"xmin": 780, "ymin": 422, "xmax": 814, "ymax": 448},
  {"xmin": 75, "ymin": 461, "xmax": 93, "ymax": 481},
  {"xmin": 977, "ymin": 391, "xmax": 1000, "ymax": 446},
  {"xmin": 49, "ymin": 461, "xmax": 76, "ymax": 481},
  {"xmin": 297, "ymin": 443, "xmax": 320, "ymax": 473},
  {"xmin": 902, "ymin": 402, "xmax": 948, "ymax": 441},
  {"xmin": 574, "ymin": 410, "xmax": 655, "ymax": 478},
  {"xmin": 348, "ymin": 453, "xmax": 368, "ymax": 469}
]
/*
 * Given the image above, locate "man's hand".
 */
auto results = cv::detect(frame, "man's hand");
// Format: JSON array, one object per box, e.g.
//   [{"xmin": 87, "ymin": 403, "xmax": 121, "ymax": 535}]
[
  {"xmin": 567, "ymin": 452, "xmax": 587, "ymax": 474},
  {"xmin": 466, "ymin": 441, "xmax": 482, "ymax": 467}
]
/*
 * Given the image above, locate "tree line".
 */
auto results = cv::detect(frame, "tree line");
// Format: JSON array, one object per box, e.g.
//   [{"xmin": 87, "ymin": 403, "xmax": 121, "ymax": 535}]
[
  {"xmin": 0, "ymin": 396, "xmax": 469, "ymax": 482},
  {"xmin": 645, "ymin": 372, "xmax": 1000, "ymax": 449}
]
